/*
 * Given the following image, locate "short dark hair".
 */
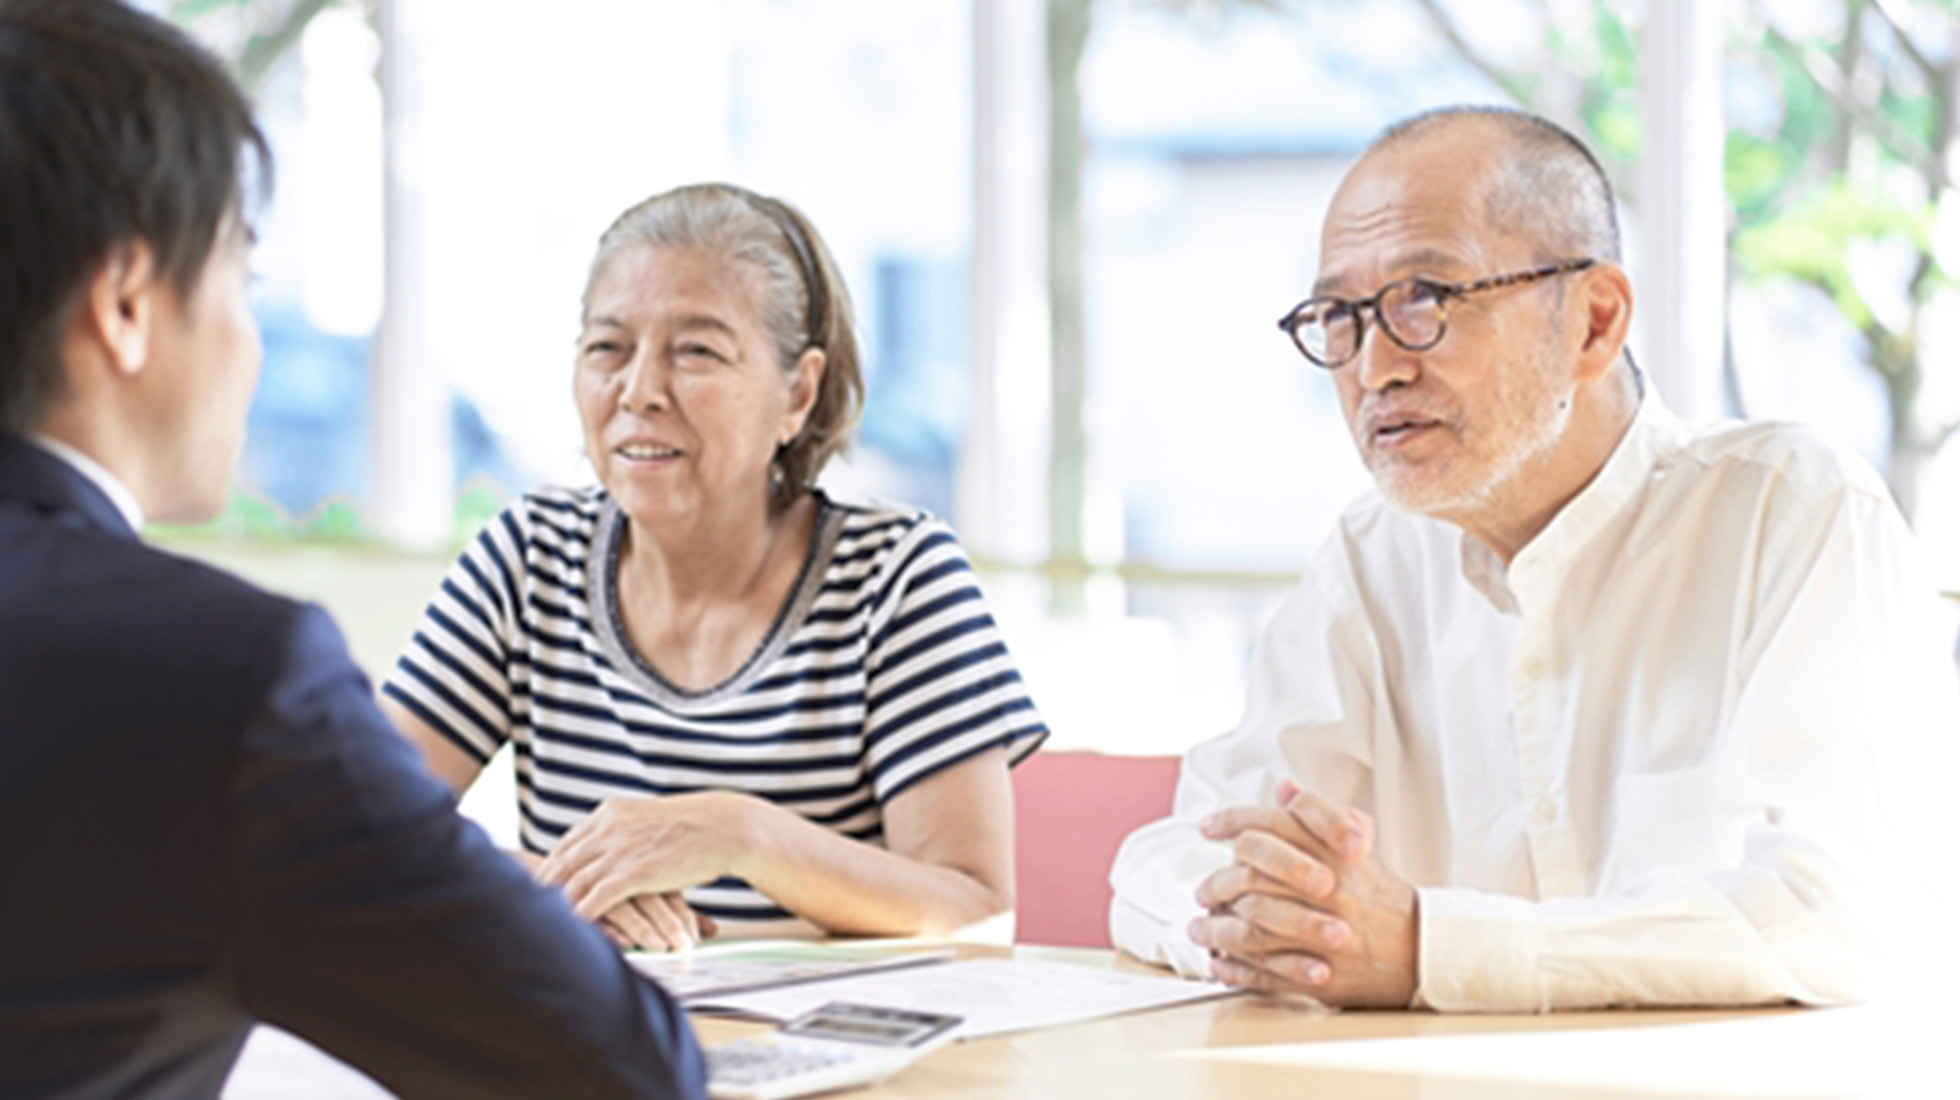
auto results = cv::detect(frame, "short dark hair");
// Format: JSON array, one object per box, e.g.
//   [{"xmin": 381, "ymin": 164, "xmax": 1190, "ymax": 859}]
[
  {"xmin": 0, "ymin": 0, "xmax": 270, "ymax": 432},
  {"xmin": 1373, "ymin": 105, "xmax": 1622, "ymax": 264}
]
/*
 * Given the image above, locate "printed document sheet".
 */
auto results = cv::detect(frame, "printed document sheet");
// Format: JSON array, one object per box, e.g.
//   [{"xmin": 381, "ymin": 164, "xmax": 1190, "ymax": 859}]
[
  {"xmin": 627, "ymin": 941, "xmax": 955, "ymax": 1002},
  {"xmin": 688, "ymin": 958, "xmax": 1239, "ymax": 1039}
]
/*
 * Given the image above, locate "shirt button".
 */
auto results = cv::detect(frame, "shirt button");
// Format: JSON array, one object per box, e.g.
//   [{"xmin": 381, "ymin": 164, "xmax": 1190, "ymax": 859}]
[
  {"xmin": 1532, "ymin": 797, "xmax": 1559, "ymax": 826},
  {"xmin": 1519, "ymin": 657, "xmax": 1547, "ymax": 679}
]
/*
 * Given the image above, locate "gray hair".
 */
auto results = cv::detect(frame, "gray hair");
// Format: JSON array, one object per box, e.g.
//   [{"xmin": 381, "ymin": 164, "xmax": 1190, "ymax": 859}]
[
  {"xmin": 1373, "ymin": 106, "xmax": 1623, "ymax": 264},
  {"xmin": 586, "ymin": 183, "xmax": 864, "ymax": 509}
]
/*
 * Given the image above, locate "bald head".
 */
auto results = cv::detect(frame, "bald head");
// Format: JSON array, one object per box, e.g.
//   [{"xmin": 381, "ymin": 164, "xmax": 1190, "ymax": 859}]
[
  {"xmin": 1367, "ymin": 107, "xmax": 1622, "ymax": 266},
  {"xmin": 1309, "ymin": 105, "xmax": 1641, "ymax": 551}
]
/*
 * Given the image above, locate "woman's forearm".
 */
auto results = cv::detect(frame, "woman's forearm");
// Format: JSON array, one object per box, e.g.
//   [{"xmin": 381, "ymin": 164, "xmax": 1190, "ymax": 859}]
[{"xmin": 731, "ymin": 794, "xmax": 1012, "ymax": 936}]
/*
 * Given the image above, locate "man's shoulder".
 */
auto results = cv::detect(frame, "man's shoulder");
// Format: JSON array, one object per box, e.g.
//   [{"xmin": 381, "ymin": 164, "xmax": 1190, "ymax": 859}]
[
  {"xmin": 1283, "ymin": 491, "xmax": 1465, "ymax": 623},
  {"xmin": 1672, "ymin": 418, "xmax": 1893, "ymax": 508},
  {"xmin": 0, "ymin": 519, "xmax": 334, "ymax": 805},
  {"xmin": 108, "ymin": 535, "xmax": 302, "ymax": 634},
  {"xmin": 1326, "ymin": 491, "xmax": 1462, "ymax": 567},
  {"xmin": 4, "ymin": 517, "xmax": 306, "ymax": 677}
]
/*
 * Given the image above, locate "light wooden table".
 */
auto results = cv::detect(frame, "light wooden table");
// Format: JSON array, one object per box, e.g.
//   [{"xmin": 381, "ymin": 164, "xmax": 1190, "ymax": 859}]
[{"xmin": 227, "ymin": 943, "xmax": 1937, "ymax": 1100}]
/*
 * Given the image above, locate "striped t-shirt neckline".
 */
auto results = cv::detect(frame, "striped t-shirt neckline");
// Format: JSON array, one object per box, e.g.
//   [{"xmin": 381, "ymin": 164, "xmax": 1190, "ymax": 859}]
[
  {"xmin": 586, "ymin": 496, "xmax": 849, "ymax": 709},
  {"xmin": 383, "ymin": 485, "xmax": 1050, "ymax": 929}
]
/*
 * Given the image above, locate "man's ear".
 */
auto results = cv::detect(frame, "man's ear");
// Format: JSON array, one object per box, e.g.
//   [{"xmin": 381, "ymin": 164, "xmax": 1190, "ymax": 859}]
[
  {"xmin": 77, "ymin": 241, "xmax": 161, "ymax": 378},
  {"xmin": 1572, "ymin": 262, "xmax": 1633, "ymax": 384}
]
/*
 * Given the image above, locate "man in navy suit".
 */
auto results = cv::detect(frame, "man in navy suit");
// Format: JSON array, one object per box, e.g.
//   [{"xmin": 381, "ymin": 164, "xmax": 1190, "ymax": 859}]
[{"xmin": 0, "ymin": 2, "xmax": 705, "ymax": 1096}]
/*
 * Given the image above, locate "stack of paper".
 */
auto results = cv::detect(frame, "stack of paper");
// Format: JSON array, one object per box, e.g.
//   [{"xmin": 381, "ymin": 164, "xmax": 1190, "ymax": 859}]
[
  {"xmin": 627, "ymin": 942, "xmax": 955, "ymax": 1002},
  {"xmin": 686, "ymin": 957, "xmax": 1238, "ymax": 1040}
]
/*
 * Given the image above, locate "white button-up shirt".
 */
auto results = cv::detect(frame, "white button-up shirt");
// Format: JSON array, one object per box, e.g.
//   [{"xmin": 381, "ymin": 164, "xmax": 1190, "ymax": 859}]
[{"xmin": 1110, "ymin": 396, "xmax": 1960, "ymax": 1010}]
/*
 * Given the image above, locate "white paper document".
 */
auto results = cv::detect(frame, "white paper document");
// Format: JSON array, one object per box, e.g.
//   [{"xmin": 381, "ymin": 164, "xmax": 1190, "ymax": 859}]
[
  {"xmin": 627, "ymin": 941, "xmax": 955, "ymax": 1001},
  {"xmin": 688, "ymin": 958, "xmax": 1239, "ymax": 1039}
]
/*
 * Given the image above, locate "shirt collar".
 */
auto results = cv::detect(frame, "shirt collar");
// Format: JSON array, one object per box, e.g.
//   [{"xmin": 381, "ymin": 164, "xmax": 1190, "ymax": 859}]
[
  {"xmin": 1458, "ymin": 390, "xmax": 1684, "ymax": 612},
  {"xmin": 28, "ymin": 435, "xmax": 146, "ymax": 534}
]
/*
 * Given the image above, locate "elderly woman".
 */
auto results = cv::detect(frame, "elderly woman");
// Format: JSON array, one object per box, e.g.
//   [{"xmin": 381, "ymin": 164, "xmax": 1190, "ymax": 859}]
[{"xmin": 381, "ymin": 184, "xmax": 1047, "ymax": 950}]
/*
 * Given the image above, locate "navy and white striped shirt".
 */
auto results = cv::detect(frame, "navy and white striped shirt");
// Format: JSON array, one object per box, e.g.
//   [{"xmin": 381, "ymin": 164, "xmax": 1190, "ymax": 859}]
[{"xmin": 383, "ymin": 487, "xmax": 1047, "ymax": 930}]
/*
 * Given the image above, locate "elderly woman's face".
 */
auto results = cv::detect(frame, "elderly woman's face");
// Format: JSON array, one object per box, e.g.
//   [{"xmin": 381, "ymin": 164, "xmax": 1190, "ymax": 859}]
[{"xmin": 575, "ymin": 244, "xmax": 819, "ymax": 526}]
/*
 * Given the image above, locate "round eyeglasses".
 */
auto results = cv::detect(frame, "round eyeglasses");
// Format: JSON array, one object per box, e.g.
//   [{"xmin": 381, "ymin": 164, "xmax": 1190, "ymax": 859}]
[{"xmin": 1277, "ymin": 258, "xmax": 1597, "ymax": 369}]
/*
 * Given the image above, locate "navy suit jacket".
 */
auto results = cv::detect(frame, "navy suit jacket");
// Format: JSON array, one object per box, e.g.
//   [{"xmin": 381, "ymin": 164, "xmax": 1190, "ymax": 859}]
[{"xmin": 0, "ymin": 436, "xmax": 704, "ymax": 1098}]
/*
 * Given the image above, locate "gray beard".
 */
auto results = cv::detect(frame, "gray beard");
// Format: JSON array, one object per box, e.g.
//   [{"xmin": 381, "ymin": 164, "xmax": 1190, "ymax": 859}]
[{"xmin": 1377, "ymin": 386, "xmax": 1574, "ymax": 520}]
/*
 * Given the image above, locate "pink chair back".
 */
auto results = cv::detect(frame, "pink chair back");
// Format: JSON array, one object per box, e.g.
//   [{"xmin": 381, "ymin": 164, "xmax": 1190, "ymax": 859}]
[{"xmin": 1011, "ymin": 751, "xmax": 1181, "ymax": 948}]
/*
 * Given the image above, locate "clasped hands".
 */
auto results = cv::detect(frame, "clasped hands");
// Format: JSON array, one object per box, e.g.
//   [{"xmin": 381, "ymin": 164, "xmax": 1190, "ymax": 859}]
[
  {"xmin": 533, "ymin": 791, "xmax": 757, "ymax": 954},
  {"xmin": 1188, "ymin": 781, "xmax": 1419, "ymax": 1007}
]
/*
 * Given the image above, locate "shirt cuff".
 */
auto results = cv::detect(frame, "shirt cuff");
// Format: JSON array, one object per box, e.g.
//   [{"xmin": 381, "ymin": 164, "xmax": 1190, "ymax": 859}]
[
  {"xmin": 1109, "ymin": 896, "xmax": 1214, "ymax": 979},
  {"xmin": 1415, "ymin": 885, "xmax": 1545, "ymax": 1013}
]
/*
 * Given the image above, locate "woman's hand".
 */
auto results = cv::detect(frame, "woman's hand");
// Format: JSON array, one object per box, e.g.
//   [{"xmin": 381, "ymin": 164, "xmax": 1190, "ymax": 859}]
[
  {"xmin": 538, "ymin": 791, "xmax": 760, "ymax": 926},
  {"xmin": 518, "ymin": 834, "xmax": 719, "ymax": 952},
  {"xmin": 597, "ymin": 893, "xmax": 720, "ymax": 953}
]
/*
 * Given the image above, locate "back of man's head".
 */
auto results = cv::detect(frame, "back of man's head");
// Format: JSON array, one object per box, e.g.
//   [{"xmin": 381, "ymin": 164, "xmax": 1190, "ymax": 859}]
[
  {"xmin": 0, "ymin": 0, "xmax": 268, "ymax": 434},
  {"xmin": 1370, "ymin": 105, "xmax": 1622, "ymax": 266}
]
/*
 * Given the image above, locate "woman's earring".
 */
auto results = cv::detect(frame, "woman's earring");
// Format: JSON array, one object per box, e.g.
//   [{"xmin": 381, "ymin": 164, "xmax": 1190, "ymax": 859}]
[{"xmin": 770, "ymin": 439, "xmax": 790, "ymax": 494}]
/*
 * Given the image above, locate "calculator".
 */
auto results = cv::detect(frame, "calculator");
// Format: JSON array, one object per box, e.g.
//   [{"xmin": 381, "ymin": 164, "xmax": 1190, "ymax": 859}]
[{"xmin": 705, "ymin": 1002, "xmax": 963, "ymax": 1100}]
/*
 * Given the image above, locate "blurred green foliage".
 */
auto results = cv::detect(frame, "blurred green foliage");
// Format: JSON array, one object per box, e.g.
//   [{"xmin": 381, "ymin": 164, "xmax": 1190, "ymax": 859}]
[
  {"xmin": 1733, "ymin": 183, "xmax": 1937, "ymax": 333},
  {"xmin": 1414, "ymin": 0, "xmax": 1960, "ymax": 512},
  {"xmin": 148, "ymin": 490, "xmax": 366, "ymax": 545},
  {"xmin": 149, "ymin": 482, "xmax": 514, "ymax": 549},
  {"xmin": 1580, "ymin": 3, "xmax": 1641, "ymax": 162}
]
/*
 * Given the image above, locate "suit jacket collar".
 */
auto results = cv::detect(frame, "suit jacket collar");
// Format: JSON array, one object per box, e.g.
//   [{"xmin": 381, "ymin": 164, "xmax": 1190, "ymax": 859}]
[{"xmin": 0, "ymin": 433, "xmax": 139, "ymax": 540}]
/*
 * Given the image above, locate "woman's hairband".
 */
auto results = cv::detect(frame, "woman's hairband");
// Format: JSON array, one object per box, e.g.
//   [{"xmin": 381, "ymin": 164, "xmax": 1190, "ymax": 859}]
[{"xmin": 750, "ymin": 195, "xmax": 828, "ymax": 353}]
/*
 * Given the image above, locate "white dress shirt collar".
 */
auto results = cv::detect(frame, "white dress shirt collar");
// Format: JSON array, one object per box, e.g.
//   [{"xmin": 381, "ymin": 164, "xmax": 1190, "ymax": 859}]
[
  {"xmin": 1456, "ymin": 391, "xmax": 1686, "ymax": 615},
  {"xmin": 28, "ymin": 434, "xmax": 146, "ymax": 534}
]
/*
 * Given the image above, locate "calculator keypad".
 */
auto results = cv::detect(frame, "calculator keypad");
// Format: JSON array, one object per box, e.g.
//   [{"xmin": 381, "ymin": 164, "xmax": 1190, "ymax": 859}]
[{"xmin": 708, "ymin": 1040, "xmax": 860, "ymax": 1085}]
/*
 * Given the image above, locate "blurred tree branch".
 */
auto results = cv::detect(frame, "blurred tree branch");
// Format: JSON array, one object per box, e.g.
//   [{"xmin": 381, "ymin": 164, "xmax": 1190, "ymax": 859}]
[
  {"xmin": 1866, "ymin": 0, "xmax": 1939, "ymax": 84},
  {"xmin": 1408, "ymin": 0, "xmax": 1536, "ymax": 104},
  {"xmin": 170, "ymin": 0, "xmax": 360, "ymax": 95},
  {"xmin": 237, "ymin": 0, "xmax": 340, "ymax": 93},
  {"xmin": 1401, "ymin": 0, "xmax": 1960, "ymax": 514},
  {"xmin": 1757, "ymin": 16, "xmax": 1949, "ymax": 188}
]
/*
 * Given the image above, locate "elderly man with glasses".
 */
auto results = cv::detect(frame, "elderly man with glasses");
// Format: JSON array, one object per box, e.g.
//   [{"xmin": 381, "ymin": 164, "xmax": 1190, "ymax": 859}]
[{"xmin": 1109, "ymin": 105, "xmax": 1956, "ymax": 1011}]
